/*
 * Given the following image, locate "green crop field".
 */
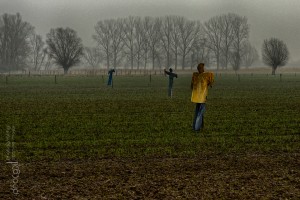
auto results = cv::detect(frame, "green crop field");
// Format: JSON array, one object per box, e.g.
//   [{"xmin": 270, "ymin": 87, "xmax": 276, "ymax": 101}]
[
  {"xmin": 1, "ymin": 73, "xmax": 300, "ymax": 199},
  {"xmin": 1, "ymin": 73, "xmax": 299, "ymax": 160}
]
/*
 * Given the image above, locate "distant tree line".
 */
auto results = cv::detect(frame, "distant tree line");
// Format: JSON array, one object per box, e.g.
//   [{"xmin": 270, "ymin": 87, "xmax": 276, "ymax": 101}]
[
  {"xmin": 92, "ymin": 14, "xmax": 259, "ymax": 71},
  {"xmin": 0, "ymin": 12, "xmax": 289, "ymax": 74},
  {"xmin": 0, "ymin": 13, "xmax": 54, "ymax": 73}
]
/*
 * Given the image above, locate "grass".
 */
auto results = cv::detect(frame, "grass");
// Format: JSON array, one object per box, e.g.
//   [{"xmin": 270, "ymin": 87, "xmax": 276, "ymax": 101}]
[{"xmin": 0, "ymin": 73, "xmax": 299, "ymax": 161}]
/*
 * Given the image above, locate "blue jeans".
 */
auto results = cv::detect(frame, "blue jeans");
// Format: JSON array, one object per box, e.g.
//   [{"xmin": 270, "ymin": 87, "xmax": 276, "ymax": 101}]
[
  {"xmin": 168, "ymin": 86, "xmax": 172, "ymax": 97},
  {"xmin": 168, "ymin": 79, "xmax": 173, "ymax": 97},
  {"xmin": 193, "ymin": 103, "xmax": 206, "ymax": 131},
  {"xmin": 107, "ymin": 75, "xmax": 112, "ymax": 85}
]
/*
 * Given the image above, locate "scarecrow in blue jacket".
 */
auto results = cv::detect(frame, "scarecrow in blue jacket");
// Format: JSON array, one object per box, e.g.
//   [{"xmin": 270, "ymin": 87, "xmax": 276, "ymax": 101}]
[
  {"xmin": 107, "ymin": 69, "xmax": 115, "ymax": 86},
  {"xmin": 164, "ymin": 68, "xmax": 178, "ymax": 98}
]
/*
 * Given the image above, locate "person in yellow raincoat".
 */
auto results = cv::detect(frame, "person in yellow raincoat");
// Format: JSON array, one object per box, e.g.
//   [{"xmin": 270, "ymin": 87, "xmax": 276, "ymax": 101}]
[{"xmin": 191, "ymin": 63, "xmax": 214, "ymax": 131}]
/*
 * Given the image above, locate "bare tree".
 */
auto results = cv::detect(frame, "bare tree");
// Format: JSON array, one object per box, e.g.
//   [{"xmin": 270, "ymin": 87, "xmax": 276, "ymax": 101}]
[
  {"xmin": 121, "ymin": 16, "xmax": 146, "ymax": 70},
  {"xmin": 160, "ymin": 16, "xmax": 174, "ymax": 69},
  {"xmin": 29, "ymin": 34, "xmax": 46, "ymax": 71},
  {"xmin": 0, "ymin": 13, "xmax": 34, "ymax": 72},
  {"xmin": 110, "ymin": 19, "xmax": 125, "ymax": 69},
  {"xmin": 242, "ymin": 42, "xmax": 258, "ymax": 68},
  {"xmin": 171, "ymin": 16, "xmax": 181, "ymax": 69},
  {"xmin": 146, "ymin": 17, "xmax": 162, "ymax": 69},
  {"xmin": 43, "ymin": 48, "xmax": 54, "ymax": 70},
  {"xmin": 177, "ymin": 17, "xmax": 199, "ymax": 69},
  {"xmin": 141, "ymin": 17, "xmax": 151, "ymax": 69},
  {"xmin": 94, "ymin": 19, "xmax": 125, "ymax": 70},
  {"xmin": 93, "ymin": 20, "xmax": 111, "ymax": 69},
  {"xmin": 204, "ymin": 15, "xmax": 223, "ymax": 70},
  {"xmin": 220, "ymin": 13, "xmax": 235, "ymax": 70},
  {"xmin": 230, "ymin": 14, "xmax": 249, "ymax": 72},
  {"xmin": 46, "ymin": 27, "xmax": 83, "ymax": 74},
  {"xmin": 262, "ymin": 38, "xmax": 289, "ymax": 75},
  {"xmin": 190, "ymin": 23, "xmax": 210, "ymax": 68},
  {"xmin": 83, "ymin": 47, "xmax": 102, "ymax": 69},
  {"xmin": 132, "ymin": 17, "xmax": 147, "ymax": 69},
  {"xmin": 123, "ymin": 16, "xmax": 136, "ymax": 69}
]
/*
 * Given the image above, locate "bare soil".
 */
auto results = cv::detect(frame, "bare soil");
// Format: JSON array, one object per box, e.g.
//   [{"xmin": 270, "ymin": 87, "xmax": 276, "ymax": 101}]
[{"xmin": 1, "ymin": 153, "xmax": 299, "ymax": 199}]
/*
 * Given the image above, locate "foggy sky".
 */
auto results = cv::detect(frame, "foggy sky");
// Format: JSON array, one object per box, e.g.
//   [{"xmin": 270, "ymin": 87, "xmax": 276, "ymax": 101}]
[{"xmin": 1, "ymin": 0, "xmax": 300, "ymax": 64}]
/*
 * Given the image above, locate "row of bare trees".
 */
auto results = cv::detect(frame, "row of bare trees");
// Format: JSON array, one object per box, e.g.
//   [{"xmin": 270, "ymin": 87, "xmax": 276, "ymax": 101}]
[
  {"xmin": 0, "ymin": 13, "xmax": 52, "ymax": 72},
  {"xmin": 92, "ymin": 14, "xmax": 259, "ymax": 71},
  {"xmin": 0, "ymin": 12, "xmax": 288, "ymax": 74},
  {"xmin": 0, "ymin": 13, "xmax": 258, "ymax": 73},
  {"xmin": 0, "ymin": 13, "xmax": 32, "ymax": 72}
]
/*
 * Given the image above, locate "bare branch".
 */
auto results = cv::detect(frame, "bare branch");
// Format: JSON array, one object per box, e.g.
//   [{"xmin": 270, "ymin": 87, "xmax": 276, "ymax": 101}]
[
  {"xmin": 262, "ymin": 38, "xmax": 289, "ymax": 75},
  {"xmin": 46, "ymin": 27, "xmax": 83, "ymax": 74}
]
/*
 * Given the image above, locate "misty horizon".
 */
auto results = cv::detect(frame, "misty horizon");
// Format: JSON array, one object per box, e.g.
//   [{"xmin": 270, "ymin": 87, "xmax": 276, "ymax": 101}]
[{"xmin": 1, "ymin": 0, "xmax": 300, "ymax": 66}]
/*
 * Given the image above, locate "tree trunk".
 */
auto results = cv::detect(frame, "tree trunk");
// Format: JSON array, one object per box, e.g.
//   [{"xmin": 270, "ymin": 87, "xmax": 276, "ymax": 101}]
[
  {"xmin": 182, "ymin": 55, "xmax": 185, "ymax": 70},
  {"xmin": 167, "ymin": 52, "xmax": 170, "ymax": 69},
  {"xmin": 144, "ymin": 55, "xmax": 147, "ymax": 69},
  {"xmin": 131, "ymin": 51, "xmax": 134, "ymax": 70},
  {"xmin": 137, "ymin": 52, "xmax": 140, "ymax": 70},
  {"xmin": 152, "ymin": 50, "xmax": 155, "ymax": 70},
  {"xmin": 272, "ymin": 67, "xmax": 276, "ymax": 75},
  {"xmin": 225, "ymin": 55, "xmax": 228, "ymax": 70},
  {"xmin": 174, "ymin": 51, "xmax": 178, "ymax": 70},
  {"xmin": 106, "ymin": 54, "xmax": 110, "ymax": 70},
  {"xmin": 113, "ymin": 56, "xmax": 117, "ymax": 70},
  {"xmin": 64, "ymin": 67, "xmax": 68, "ymax": 75}
]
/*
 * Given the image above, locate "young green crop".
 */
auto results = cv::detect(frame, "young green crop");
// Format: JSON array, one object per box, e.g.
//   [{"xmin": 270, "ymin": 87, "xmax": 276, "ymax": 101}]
[{"xmin": 0, "ymin": 74, "xmax": 299, "ymax": 161}]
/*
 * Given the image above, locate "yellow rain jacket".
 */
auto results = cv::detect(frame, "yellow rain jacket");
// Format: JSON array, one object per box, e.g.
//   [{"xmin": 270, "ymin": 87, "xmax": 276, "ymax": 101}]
[{"xmin": 191, "ymin": 72, "xmax": 214, "ymax": 103}]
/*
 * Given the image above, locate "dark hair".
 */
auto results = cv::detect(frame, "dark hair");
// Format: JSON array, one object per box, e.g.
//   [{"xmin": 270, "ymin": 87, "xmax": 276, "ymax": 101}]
[
  {"xmin": 169, "ymin": 68, "xmax": 173, "ymax": 72},
  {"xmin": 198, "ymin": 63, "xmax": 205, "ymax": 67},
  {"xmin": 197, "ymin": 63, "xmax": 205, "ymax": 73}
]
